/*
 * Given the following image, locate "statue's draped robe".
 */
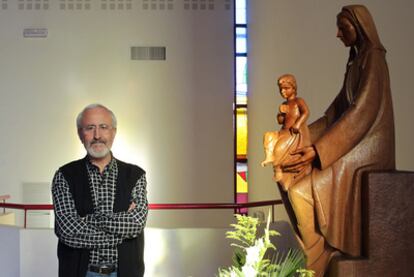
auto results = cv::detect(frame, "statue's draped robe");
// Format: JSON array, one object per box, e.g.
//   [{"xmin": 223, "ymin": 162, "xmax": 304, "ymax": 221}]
[{"xmin": 306, "ymin": 5, "xmax": 395, "ymax": 256}]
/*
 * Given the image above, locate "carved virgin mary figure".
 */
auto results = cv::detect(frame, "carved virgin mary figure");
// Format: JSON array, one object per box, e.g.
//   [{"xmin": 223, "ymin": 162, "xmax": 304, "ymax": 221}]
[{"xmin": 280, "ymin": 5, "xmax": 395, "ymax": 276}]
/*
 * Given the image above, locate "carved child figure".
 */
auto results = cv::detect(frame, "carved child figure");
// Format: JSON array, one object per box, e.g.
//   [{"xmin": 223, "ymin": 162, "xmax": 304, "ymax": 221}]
[{"xmin": 261, "ymin": 74, "xmax": 311, "ymax": 190}]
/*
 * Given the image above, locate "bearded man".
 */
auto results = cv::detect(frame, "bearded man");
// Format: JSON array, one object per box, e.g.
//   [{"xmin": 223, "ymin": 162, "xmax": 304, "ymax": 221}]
[{"xmin": 52, "ymin": 103, "xmax": 148, "ymax": 277}]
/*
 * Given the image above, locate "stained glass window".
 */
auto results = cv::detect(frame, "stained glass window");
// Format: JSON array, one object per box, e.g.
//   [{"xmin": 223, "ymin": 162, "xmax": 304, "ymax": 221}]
[{"xmin": 235, "ymin": 0, "xmax": 248, "ymax": 213}]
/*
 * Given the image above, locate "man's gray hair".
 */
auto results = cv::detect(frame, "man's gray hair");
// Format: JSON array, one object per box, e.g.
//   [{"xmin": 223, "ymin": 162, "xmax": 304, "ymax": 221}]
[{"xmin": 76, "ymin": 103, "xmax": 117, "ymax": 129}]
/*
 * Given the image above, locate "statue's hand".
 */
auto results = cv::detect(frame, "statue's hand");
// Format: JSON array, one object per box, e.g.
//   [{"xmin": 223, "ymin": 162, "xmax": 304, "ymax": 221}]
[
  {"xmin": 290, "ymin": 126, "xmax": 299, "ymax": 134},
  {"xmin": 282, "ymin": 145, "xmax": 316, "ymax": 172}
]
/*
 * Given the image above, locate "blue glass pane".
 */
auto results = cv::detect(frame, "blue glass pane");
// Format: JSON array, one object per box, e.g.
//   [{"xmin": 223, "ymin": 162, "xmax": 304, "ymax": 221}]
[
  {"xmin": 236, "ymin": 27, "xmax": 247, "ymax": 54},
  {"xmin": 235, "ymin": 0, "xmax": 246, "ymax": 24},
  {"xmin": 236, "ymin": 56, "xmax": 247, "ymax": 104}
]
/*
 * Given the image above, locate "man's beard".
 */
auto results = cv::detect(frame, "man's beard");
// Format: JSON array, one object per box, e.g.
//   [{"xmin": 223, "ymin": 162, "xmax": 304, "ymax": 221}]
[{"xmin": 85, "ymin": 140, "xmax": 111, "ymax": 159}]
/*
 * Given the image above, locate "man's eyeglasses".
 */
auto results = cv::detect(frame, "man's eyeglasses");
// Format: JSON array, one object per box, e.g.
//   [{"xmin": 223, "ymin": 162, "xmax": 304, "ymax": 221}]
[{"xmin": 81, "ymin": 124, "xmax": 114, "ymax": 133}]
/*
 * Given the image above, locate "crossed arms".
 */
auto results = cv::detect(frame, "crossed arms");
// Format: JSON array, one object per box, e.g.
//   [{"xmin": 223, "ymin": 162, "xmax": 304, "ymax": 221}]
[{"xmin": 52, "ymin": 171, "xmax": 148, "ymax": 249}]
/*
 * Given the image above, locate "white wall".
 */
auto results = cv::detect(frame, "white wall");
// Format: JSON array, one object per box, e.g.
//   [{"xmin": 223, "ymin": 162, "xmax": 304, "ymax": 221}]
[
  {"xmin": 248, "ymin": 0, "xmax": 414, "ymax": 221},
  {"xmin": 0, "ymin": 1, "xmax": 234, "ymax": 227}
]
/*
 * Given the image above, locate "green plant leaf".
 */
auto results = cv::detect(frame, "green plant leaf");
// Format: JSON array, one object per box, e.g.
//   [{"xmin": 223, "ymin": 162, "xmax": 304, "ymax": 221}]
[{"xmin": 217, "ymin": 212, "xmax": 314, "ymax": 277}]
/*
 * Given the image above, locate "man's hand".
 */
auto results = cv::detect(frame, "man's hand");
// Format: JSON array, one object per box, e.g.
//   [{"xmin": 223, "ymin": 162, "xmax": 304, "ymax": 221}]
[
  {"xmin": 128, "ymin": 202, "xmax": 136, "ymax": 212},
  {"xmin": 282, "ymin": 145, "xmax": 316, "ymax": 172}
]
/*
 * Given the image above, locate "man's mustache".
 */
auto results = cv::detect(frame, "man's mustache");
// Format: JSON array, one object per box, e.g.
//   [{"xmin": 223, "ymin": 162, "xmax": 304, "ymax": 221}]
[{"xmin": 90, "ymin": 139, "xmax": 106, "ymax": 145}]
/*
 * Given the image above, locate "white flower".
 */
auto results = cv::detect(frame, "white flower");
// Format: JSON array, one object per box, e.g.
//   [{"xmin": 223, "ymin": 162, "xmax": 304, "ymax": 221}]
[
  {"xmin": 245, "ymin": 239, "xmax": 265, "ymax": 265},
  {"xmin": 241, "ymin": 264, "xmax": 257, "ymax": 277},
  {"xmin": 245, "ymin": 246, "xmax": 259, "ymax": 266},
  {"xmin": 240, "ymin": 238, "xmax": 266, "ymax": 276}
]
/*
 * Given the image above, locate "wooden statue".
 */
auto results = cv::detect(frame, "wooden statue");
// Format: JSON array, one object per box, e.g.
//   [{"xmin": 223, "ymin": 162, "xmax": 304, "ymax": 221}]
[
  {"xmin": 264, "ymin": 5, "xmax": 395, "ymax": 277},
  {"xmin": 261, "ymin": 74, "xmax": 311, "ymax": 191}
]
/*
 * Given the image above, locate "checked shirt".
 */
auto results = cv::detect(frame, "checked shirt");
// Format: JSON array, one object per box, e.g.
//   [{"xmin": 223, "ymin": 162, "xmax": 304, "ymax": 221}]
[{"xmin": 52, "ymin": 157, "xmax": 148, "ymax": 267}]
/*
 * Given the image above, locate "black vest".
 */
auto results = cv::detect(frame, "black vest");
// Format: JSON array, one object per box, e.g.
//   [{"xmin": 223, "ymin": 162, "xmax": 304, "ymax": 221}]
[{"xmin": 57, "ymin": 158, "xmax": 145, "ymax": 277}]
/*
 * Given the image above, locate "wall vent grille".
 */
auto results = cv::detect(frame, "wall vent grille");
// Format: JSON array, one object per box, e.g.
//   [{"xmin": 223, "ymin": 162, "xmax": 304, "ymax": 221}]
[
  {"xmin": 3, "ymin": 0, "xmax": 231, "ymax": 11},
  {"xmin": 184, "ymin": 0, "xmax": 215, "ymax": 10},
  {"xmin": 18, "ymin": 0, "xmax": 49, "ymax": 10},
  {"xmin": 142, "ymin": 0, "xmax": 174, "ymax": 10},
  {"xmin": 101, "ymin": 0, "xmax": 132, "ymax": 10},
  {"xmin": 131, "ymin": 46, "xmax": 166, "ymax": 61},
  {"xmin": 59, "ymin": 0, "xmax": 91, "ymax": 10}
]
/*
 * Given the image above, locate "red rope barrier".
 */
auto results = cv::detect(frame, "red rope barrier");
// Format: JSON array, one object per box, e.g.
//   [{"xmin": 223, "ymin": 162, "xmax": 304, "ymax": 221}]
[
  {"xmin": 0, "ymin": 200, "xmax": 282, "ymax": 211},
  {"xmin": 0, "ymin": 199, "xmax": 283, "ymax": 228}
]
